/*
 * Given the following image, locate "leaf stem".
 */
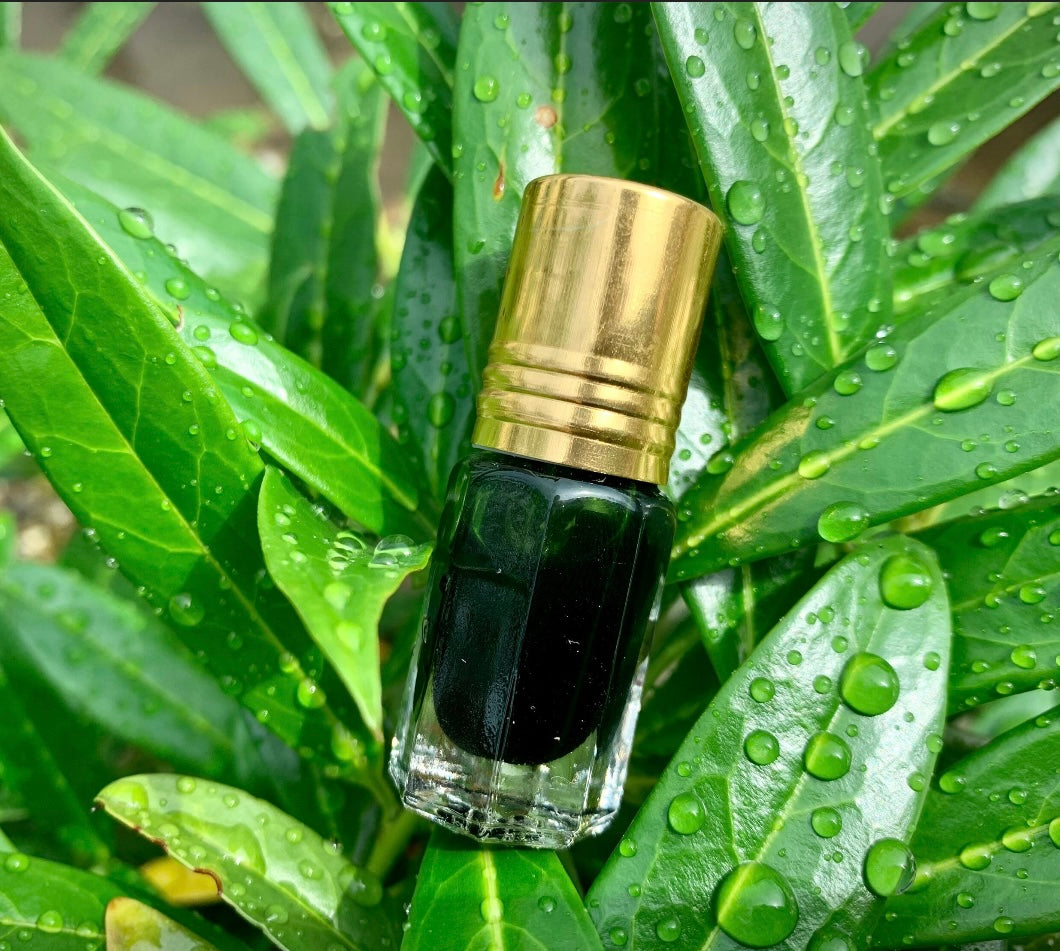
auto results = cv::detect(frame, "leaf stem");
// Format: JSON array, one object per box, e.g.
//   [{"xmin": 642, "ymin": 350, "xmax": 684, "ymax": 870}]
[{"xmin": 365, "ymin": 807, "xmax": 422, "ymax": 879}]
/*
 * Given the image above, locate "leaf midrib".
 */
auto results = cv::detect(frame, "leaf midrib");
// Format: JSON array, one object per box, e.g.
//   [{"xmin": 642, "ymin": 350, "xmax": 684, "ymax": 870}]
[{"xmin": 394, "ymin": 2, "xmax": 454, "ymax": 88}]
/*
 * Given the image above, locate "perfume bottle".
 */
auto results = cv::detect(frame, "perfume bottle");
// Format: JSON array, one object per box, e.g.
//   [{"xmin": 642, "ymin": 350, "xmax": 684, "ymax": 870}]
[{"xmin": 390, "ymin": 174, "xmax": 721, "ymax": 848}]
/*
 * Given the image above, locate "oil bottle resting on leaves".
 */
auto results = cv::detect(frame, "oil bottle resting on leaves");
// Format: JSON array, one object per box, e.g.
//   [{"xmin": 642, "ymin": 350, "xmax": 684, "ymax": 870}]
[{"xmin": 390, "ymin": 174, "xmax": 722, "ymax": 848}]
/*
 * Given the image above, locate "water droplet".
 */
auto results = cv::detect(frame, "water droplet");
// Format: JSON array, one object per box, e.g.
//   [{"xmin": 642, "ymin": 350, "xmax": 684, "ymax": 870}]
[
  {"xmin": 3, "ymin": 853, "xmax": 28, "ymax": 873},
  {"xmin": 976, "ymin": 461, "xmax": 999, "ymax": 480},
  {"xmin": 165, "ymin": 277, "xmax": 190, "ymax": 300},
  {"xmin": 957, "ymin": 891, "xmax": 975, "ymax": 908},
  {"xmin": 988, "ymin": 273, "xmax": 1024, "ymax": 301},
  {"xmin": 965, "ymin": 1, "xmax": 1001, "ymax": 18},
  {"xmin": 668, "ymin": 791, "xmax": 706, "ymax": 833},
  {"xmin": 866, "ymin": 343, "xmax": 898, "ymax": 372},
  {"xmin": 715, "ymin": 862, "xmax": 798, "ymax": 946},
  {"xmin": 833, "ymin": 370, "xmax": 862, "ymax": 395},
  {"xmin": 817, "ymin": 502, "xmax": 870, "ymax": 543},
  {"xmin": 798, "ymin": 451, "xmax": 831, "ymax": 480},
  {"xmin": 473, "ymin": 76, "xmax": 499, "ymax": 102},
  {"xmin": 804, "ymin": 732, "xmax": 851, "ymax": 780},
  {"xmin": 655, "ymin": 916, "xmax": 682, "ymax": 942},
  {"xmin": 686, "ymin": 55, "xmax": 706, "ymax": 78},
  {"xmin": 609, "ymin": 926, "xmax": 628, "ymax": 946},
  {"xmin": 618, "ymin": 838, "xmax": 637, "ymax": 857},
  {"xmin": 168, "ymin": 592, "xmax": 204, "ymax": 626},
  {"xmin": 176, "ymin": 776, "xmax": 197, "ymax": 794},
  {"xmin": 726, "ymin": 180, "xmax": 765, "ymax": 225},
  {"xmin": 297, "ymin": 678, "xmax": 326, "ymax": 709},
  {"xmin": 907, "ymin": 772, "xmax": 927, "ymax": 791},
  {"xmin": 927, "ymin": 120, "xmax": 960, "ymax": 146},
  {"xmin": 1018, "ymin": 583, "xmax": 1046, "ymax": 604},
  {"xmin": 1010, "ymin": 644, "xmax": 1037, "ymax": 669},
  {"xmin": 808, "ymin": 931, "xmax": 851, "ymax": 951},
  {"xmin": 706, "ymin": 449, "xmax": 734, "ymax": 475},
  {"xmin": 959, "ymin": 843, "xmax": 992, "ymax": 870},
  {"xmin": 923, "ymin": 651, "xmax": 941, "ymax": 671},
  {"xmin": 229, "ymin": 320, "xmax": 259, "ymax": 345},
  {"xmin": 813, "ymin": 675, "xmax": 832, "ymax": 694},
  {"xmin": 1032, "ymin": 336, "xmax": 1060, "ymax": 361},
  {"xmin": 864, "ymin": 839, "xmax": 916, "ymax": 897},
  {"xmin": 811, "ymin": 807, "xmax": 842, "ymax": 838},
  {"xmin": 35, "ymin": 911, "xmax": 63, "ymax": 935},
  {"xmin": 838, "ymin": 40, "xmax": 868, "ymax": 77},
  {"xmin": 118, "ymin": 207, "xmax": 154, "ymax": 239},
  {"xmin": 880, "ymin": 553, "xmax": 933, "ymax": 610},
  {"xmin": 993, "ymin": 916, "xmax": 1014, "ymax": 934},
  {"xmin": 840, "ymin": 652, "xmax": 900, "ymax": 716},
  {"xmin": 744, "ymin": 729, "xmax": 780, "ymax": 766},
  {"xmin": 427, "ymin": 392, "xmax": 455, "ymax": 428},
  {"xmin": 1002, "ymin": 824, "xmax": 1035, "ymax": 852},
  {"xmin": 749, "ymin": 677, "xmax": 775, "ymax": 702},
  {"xmin": 752, "ymin": 303, "xmax": 783, "ymax": 341},
  {"xmin": 536, "ymin": 895, "xmax": 555, "ymax": 913},
  {"xmin": 733, "ymin": 19, "xmax": 757, "ymax": 49},
  {"xmin": 480, "ymin": 896, "xmax": 503, "ymax": 922}
]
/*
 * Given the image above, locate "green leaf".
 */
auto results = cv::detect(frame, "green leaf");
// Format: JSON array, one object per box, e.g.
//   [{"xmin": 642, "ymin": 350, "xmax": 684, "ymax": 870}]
[
  {"xmin": 403, "ymin": 829, "xmax": 603, "ymax": 951},
  {"xmin": 873, "ymin": 705, "xmax": 1060, "ymax": 947},
  {"xmin": 893, "ymin": 196, "xmax": 1060, "ymax": 315},
  {"xmin": 976, "ymin": 115, "xmax": 1060, "ymax": 212},
  {"xmin": 919, "ymin": 499, "xmax": 1060, "ymax": 713},
  {"xmin": 260, "ymin": 59, "xmax": 387, "ymax": 394},
  {"xmin": 106, "ymin": 897, "xmax": 223, "ymax": 951},
  {"xmin": 98, "ymin": 775, "xmax": 400, "ymax": 951},
  {"xmin": 201, "ymin": 106, "xmax": 277, "ymax": 150},
  {"xmin": 60, "ymin": 176, "xmax": 435, "ymax": 539},
  {"xmin": 453, "ymin": 1, "xmax": 704, "ymax": 384},
  {"xmin": 59, "ymin": 2, "xmax": 156, "ymax": 74},
  {"xmin": 259, "ymin": 467, "xmax": 431, "ymax": 743},
  {"xmin": 0, "ymin": 128, "xmax": 358, "ymax": 776},
  {"xmin": 587, "ymin": 536, "xmax": 951, "ymax": 950},
  {"xmin": 0, "ymin": 52, "xmax": 277, "ymax": 301},
  {"xmin": 0, "ymin": 560, "xmax": 252, "ymax": 780},
  {"xmin": 391, "ymin": 166, "xmax": 474, "ymax": 500},
  {"xmin": 654, "ymin": 1, "xmax": 892, "ymax": 395},
  {"xmin": 329, "ymin": 1, "xmax": 459, "ymax": 177},
  {"xmin": 0, "ymin": 2, "xmax": 19, "ymax": 49},
  {"xmin": 203, "ymin": 2, "xmax": 332, "ymax": 133},
  {"xmin": 0, "ymin": 659, "xmax": 110, "ymax": 867},
  {"xmin": 840, "ymin": 2, "xmax": 880, "ymax": 30},
  {"xmin": 0, "ymin": 853, "xmax": 124, "ymax": 947},
  {"xmin": 671, "ymin": 232, "xmax": 1060, "ymax": 581},
  {"xmin": 869, "ymin": 3, "xmax": 1060, "ymax": 204}
]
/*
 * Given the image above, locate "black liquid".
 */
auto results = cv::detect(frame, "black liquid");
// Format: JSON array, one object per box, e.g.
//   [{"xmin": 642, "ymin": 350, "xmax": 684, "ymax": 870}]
[{"xmin": 417, "ymin": 449, "xmax": 674, "ymax": 766}]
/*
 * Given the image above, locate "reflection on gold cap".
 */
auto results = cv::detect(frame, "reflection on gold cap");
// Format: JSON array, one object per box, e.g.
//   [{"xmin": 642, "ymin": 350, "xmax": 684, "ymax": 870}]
[{"xmin": 473, "ymin": 174, "xmax": 722, "ymax": 485}]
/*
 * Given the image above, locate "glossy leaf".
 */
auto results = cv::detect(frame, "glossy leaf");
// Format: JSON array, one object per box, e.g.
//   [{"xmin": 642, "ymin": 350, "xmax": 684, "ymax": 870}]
[
  {"xmin": 841, "ymin": 2, "xmax": 880, "ymax": 30},
  {"xmin": 0, "ymin": 409, "xmax": 23, "ymax": 470},
  {"xmin": 203, "ymin": 2, "xmax": 332, "ymax": 133},
  {"xmin": 329, "ymin": 1, "xmax": 459, "ymax": 176},
  {"xmin": 0, "ymin": 559, "xmax": 250, "ymax": 779},
  {"xmin": 0, "ymin": 52, "xmax": 277, "ymax": 300},
  {"xmin": 893, "ymin": 196, "xmax": 1060, "ymax": 315},
  {"xmin": 0, "ymin": 129, "xmax": 357, "ymax": 775},
  {"xmin": 60, "ymin": 176, "xmax": 435, "ymax": 539},
  {"xmin": 0, "ymin": 3, "xmax": 19, "ymax": 48},
  {"xmin": 655, "ymin": 1, "xmax": 891, "ymax": 394},
  {"xmin": 874, "ymin": 706, "xmax": 1060, "ymax": 946},
  {"xmin": 976, "ymin": 116, "xmax": 1060, "ymax": 211},
  {"xmin": 403, "ymin": 829, "xmax": 603, "ymax": 951},
  {"xmin": 671, "ymin": 232, "xmax": 1060, "ymax": 581},
  {"xmin": 453, "ymin": 1, "xmax": 704, "ymax": 383},
  {"xmin": 869, "ymin": 3, "xmax": 1060, "ymax": 203},
  {"xmin": 391, "ymin": 167, "xmax": 474, "ymax": 500},
  {"xmin": 921, "ymin": 499, "xmax": 1060, "ymax": 713},
  {"xmin": 98, "ymin": 775, "xmax": 400, "ymax": 951},
  {"xmin": 0, "ymin": 853, "xmax": 124, "ymax": 948},
  {"xmin": 59, "ymin": 2, "xmax": 155, "ymax": 74},
  {"xmin": 260, "ymin": 59, "xmax": 387, "ymax": 394},
  {"xmin": 587, "ymin": 536, "xmax": 951, "ymax": 950},
  {"xmin": 259, "ymin": 467, "xmax": 431, "ymax": 743},
  {"xmin": 0, "ymin": 658, "xmax": 110, "ymax": 867},
  {"xmin": 107, "ymin": 898, "xmax": 225, "ymax": 951}
]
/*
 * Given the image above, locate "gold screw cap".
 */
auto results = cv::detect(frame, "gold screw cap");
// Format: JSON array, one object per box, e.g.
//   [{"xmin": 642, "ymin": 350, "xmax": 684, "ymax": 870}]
[{"xmin": 473, "ymin": 174, "xmax": 722, "ymax": 485}]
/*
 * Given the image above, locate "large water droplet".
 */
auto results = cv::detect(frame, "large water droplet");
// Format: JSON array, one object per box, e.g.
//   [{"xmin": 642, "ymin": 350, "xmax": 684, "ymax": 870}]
[
  {"xmin": 965, "ymin": 1, "xmax": 1001, "ymax": 19},
  {"xmin": 840, "ymin": 652, "xmax": 900, "ymax": 716},
  {"xmin": 880, "ymin": 553, "xmax": 933, "ymax": 609},
  {"xmin": 427, "ymin": 392, "xmax": 455, "ymax": 428},
  {"xmin": 655, "ymin": 916, "xmax": 682, "ymax": 942},
  {"xmin": 833, "ymin": 369, "xmax": 862, "ymax": 395},
  {"xmin": 865, "ymin": 343, "xmax": 898, "ymax": 371},
  {"xmin": 803, "ymin": 732, "xmax": 851, "ymax": 780},
  {"xmin": 811, "ymin": 807, "xmax": 843, "ymax": 838},
  {"xmin": 1032, "ymin": 336, "xmax": 1060, "ymax": 361},
  {"xmin": 715, "ymin": 862, "xmax": 799, "ymax": 947},
  {"xmin": 808, "ymin": 931, "xmax": 852, "ymax": 951},
  {"xmin": 297, "ymin": 678, "xmax": 326, "ymax": 709},
  {"xmin": 473, "ymin": 76, "xmax": 499, "ymax": 102},
  {"xmin": 750, "ymin": 677, "xmax": 775, "ymax": 702},
  {"xmin": 959, "ymin": 843, "xmax": 992, "ymax": 870},
  {"xmin": 480, "ymin": 896, "xmax": 504, "ymax": 922},
  {"xmin": 1010, "ymin": 644, "xmax": 1037, "ymax": 669},
  {"xmin": 668, "ymin": 791, "xmax": 706, "ymax": 834},
  {"xmin": 168, "ymin": 592, "xmax": 204, "ymax": 627},
  {"xmin": 229, "ymin": 320, "xmax": 259, "ymax": 345},
  {"xmin": 988, "ymin": 273, "xmax": 1024, "ymax": 301},
  {"xmin": 35, "ymin": 911, "xmax": 64, "ymax": 935},
  {"xmin": 817, "ymin": 502, "xmax": 870, "ymax": 542},
  {"xmin": 864, "ymin": 839, "xmax": 916, "ymax": 897},
  {"xmin": 733, "ymin": 19, "xmax": 757, "ymax": 50},
  {"xmin": 744, "ymin": 729, "xmax": 780, "ymax": 765},
  {"xmin": 753, "ymin": 303, "xmax": 784, "ymax": 341},
  {"xmin": 837, "ymin": 41, "xmax": 868, "ymax": 77},
  {"xmin": 686, "ymin": 55, "xmax": 706, "ymax": 78},
  {"xmin": 118, "ymin": 207, "xmax": 154, "ymax": 239},
  {"xmin": 798, "ymin": 451, "xmax": 831, "ymax": 480},
  {"xmin": 726, "ymin": 181, "xmax": 765, "ymax": 225},
  {"xmin": 927, "ymin": 120, "xmax": 960, "ymax": 146}
]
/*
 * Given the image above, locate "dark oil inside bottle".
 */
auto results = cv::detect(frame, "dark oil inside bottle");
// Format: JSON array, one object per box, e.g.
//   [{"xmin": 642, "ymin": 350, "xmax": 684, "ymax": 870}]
[{"xmin": 418, "ymin": 449, "xmax": 675, "ymax": 766}]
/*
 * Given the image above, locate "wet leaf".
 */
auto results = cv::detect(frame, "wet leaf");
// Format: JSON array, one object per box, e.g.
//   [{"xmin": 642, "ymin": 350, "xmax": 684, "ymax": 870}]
[
  {"xmin": 107, "ymin": 897, "xmax": 223, "ymax": 951},
  {"xmin": 874, "ymin": 705, "xmax": 1060, "ymax": 947},
  {"xmin": 391, "ymin": 167, "xmax": 474, "ymax": 500},
  {"xmin": 60, "ymin": 176, "xmax": 435, "ymax": 539},
  {"xmin": 259, "ymin": 467, "xmax": 431, "ymax": 743},
  {"xmin": 869, "ymin": 3, "xmax": 1060, "ymax": 204},
  {"xmin": 919, "ymin": 499, "xmax": 1060, "ymax": 713},
  {"xmin": 403, "ymin": 828, "xmax": 602, "ymax": 951},
  {"xmin": 671, "ymin": 232, "xmax": 1060, "ymax": 582},
  {"xmin": 893, "ymin": 196, "xmax": 1060, "ymax": 315},
  {"xmin": 655, "ymin": 1, "xmax": 892, "ymax": 394},
  {"xmin": 203, "ymin": 2, "xmax": 332, "ymax": 133},
  {"xmin": 0, "ymin": 52, "xmax": 277, "ymax": 301},
  {"xmin": 260, "ymin": 59, "xmax": 387, "ymax": 394},
  {"xmin": 0, "ymin": 3, "xmax": 19, "ymax": 48},
  {"xmin": 59, "ymin": 2, "xmax": 155, "ymax": 74},
  {"xmin": 976, "ymin": 115, "xmax": 1060, "ymax": 211},
  {"xmin": 329, "ymin": 1, "xmax": 460, "ymax": 177},
  {"xmin": 0, "ymin": 129, "xmax": 359, "ymax": 777},
  {"xmin": 841, "ymin": 2, "xmax": 881, "ymax": 30},
  {"xmin": 98, "ymin": 775, "xmax": 400, "ymax": 951},
  {"xmin": 588, "ymin": 536, "xmax": 950, "ymax": 950},
  {"xmin": 453, "ymin": 1, "xmax": 703, "ymax": 382}
]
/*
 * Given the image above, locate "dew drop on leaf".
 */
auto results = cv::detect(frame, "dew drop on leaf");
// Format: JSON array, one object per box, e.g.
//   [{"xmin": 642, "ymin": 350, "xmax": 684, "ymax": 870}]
[
  {"xmin": 685, "ymin": 55, "xmax": 706, "ymax": 78},
  {"xmin": 229, "ymin": 320, "xmax": 259, "ymax": 345},
  {"xmin": 879, "ymin": 554, "xmax": 933, "ymax": 610},
  {"xmin": 959, "ymin": 842, "xmax": 992, "ymax": 870},
  {"xmin": 832, "ymin": 370, "xmax": 862, "ymax": 395},
  {"xmin": 168, "ymin": 592, "xmax": 204, "ymax": 627},
  {"xmin": 840, "ymin": 652, "xmax": 900, "ymax": 715},
  {"xmin": 752, "ymin": 303, "xmax": 783, "ymax": 341},
  {"xmin": 817, "ymin": 502, "xmax": 870, "ymax": 543},
  {"xmin": 743, "ymin": 730, "xmax": 780, "ymax": 766},
  {"xmin": 927, "ymin": 120, "xmax": 960, "ymax": 146},
  {"xmin": 1032, "ymin": 336, "xmax": 1060, "ymax": 361},
  {"xmin": 965, "ymin": 1, "xmax": 1002, "ymax": 19},
  {"xmin": 726, "ymin": 180, "xmax": 765, "ymax": 225},
  {"xmin": 798, "ymin": 451, "xmax": 831, "ymax": 480},
  {"xmin": 732, "ymin": 19, "xmax": 756, "ymax": 49},
  {"xmin": 808, "ymin": 931, "xmax": 852, "ymax": 951},
  {"xmin": 117, "ymin": 207, "xmax": 154, "ymax": 239},
  {"xmin": 811, "ymin": 807, "xmax": 842, "ymax": 838},
  {"xmin": 715, "ymin": 862, "xmax": 798, "ymax": 947},
  {"xmin": 667, "ymin": 791, "xmax": 706, "ymax": 833},
  {"xmin": 804, "ymin": 732, "xmax": 851, "ymax": 781},
  {"xmin": 864, "ymin": 839, "xmax": 916, "ymax": 897},
  {"xmin": 987, "ymin": 273, "xmax": 1024, "ymax": 301},
  {"xmin": 1010, "ymin": 644, "xmax": 1037, "ymax": 668},
  {"xmin": 473, "ymin": 76, "xmax": 499, "ymax": 102},
  {"xmin": 749, "ymin": 677, "xmax": 775, "ymax": 702},
  {"xmin": 655, "ymin": 916, "xmax": 682, "ymax": 942},
  {"xmin": 837, "ymin": 40, "xmax": 868, "ymax": 77}
]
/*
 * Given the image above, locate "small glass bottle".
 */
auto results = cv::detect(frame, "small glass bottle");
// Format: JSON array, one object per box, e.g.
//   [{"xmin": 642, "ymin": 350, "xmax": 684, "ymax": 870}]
[{"xmin": 390, "ymin": 174, "xmax": 721, "ymax": 848}]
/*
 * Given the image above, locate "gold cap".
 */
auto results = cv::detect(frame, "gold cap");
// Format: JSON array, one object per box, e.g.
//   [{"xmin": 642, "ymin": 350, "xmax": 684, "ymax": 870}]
[{"xmin": 473, "ymin": 174, "xmax": 722, "ymax": 485}]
